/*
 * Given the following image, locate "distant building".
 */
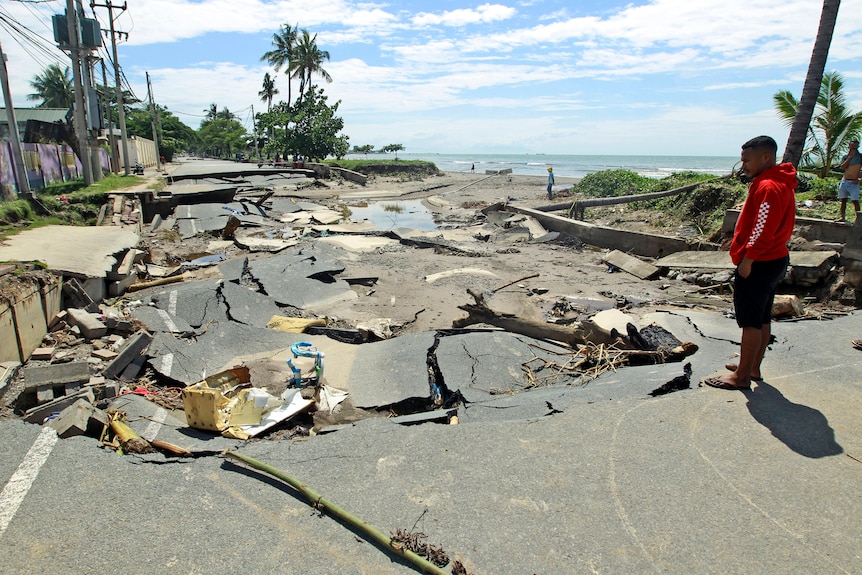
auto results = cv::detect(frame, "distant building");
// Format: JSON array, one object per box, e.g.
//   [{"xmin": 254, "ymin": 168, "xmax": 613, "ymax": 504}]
[{"xmin": 0, "ymin": 107, "xmax": 69, "ymax": 143}]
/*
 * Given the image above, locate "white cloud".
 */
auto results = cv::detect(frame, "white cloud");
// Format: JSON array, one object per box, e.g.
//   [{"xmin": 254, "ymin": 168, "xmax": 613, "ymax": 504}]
[{"xmin": 411, "ymin": 4, "xmax": 517, "ymax": 27}]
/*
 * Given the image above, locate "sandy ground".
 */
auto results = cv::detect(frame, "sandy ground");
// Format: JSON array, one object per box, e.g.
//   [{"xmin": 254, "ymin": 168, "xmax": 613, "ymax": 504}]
[{"xmin": 146, "ymin": 168, "xmax": 729, "ymax": 339}]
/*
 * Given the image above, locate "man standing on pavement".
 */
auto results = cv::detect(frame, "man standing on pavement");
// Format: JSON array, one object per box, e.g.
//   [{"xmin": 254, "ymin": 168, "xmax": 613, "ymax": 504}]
[
  {"xmin": 837, "ymin": 139, "xmax": 861, "ymax": 222},
  {"xmin": 704, "ymin": 135, "xmax": 797, "ymax": 390}
]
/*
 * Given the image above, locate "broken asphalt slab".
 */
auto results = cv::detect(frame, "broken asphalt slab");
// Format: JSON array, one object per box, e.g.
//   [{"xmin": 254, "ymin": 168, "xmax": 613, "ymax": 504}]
[
  {"xmin": 247, "ymin": 249, "xmax": 357, "ymax": 309},
  {"xmin": 146, "ymin": 321, "xmax": 309, "ymax": 384},
  {"xmin": 0, "ymin": 226, "xmax": 139, "ymax": 277},
  {"xmin": 144, "ymin": 280, "xmax": 227, "ymax": 328}
]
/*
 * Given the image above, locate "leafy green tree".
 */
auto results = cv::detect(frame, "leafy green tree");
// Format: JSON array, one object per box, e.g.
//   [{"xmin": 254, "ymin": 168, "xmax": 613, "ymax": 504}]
[
  {"xmin": 291, "ymin": 29, "xmax": 332, "ymax": 103},
  {"xmin": 125, "ymin": 105, "xmax": 198, "ymax": 160},
  {"xmin": 352, "ymin": 144, "xmax": 375, "ymax": 157},
  {"xmin": 197, "ymin": 106, "xmax": 246, "ymax": 157},
  {"xmin": 261, "ymin": 24, "xmax": 299, "ymax": 107},
  {"xmin": 259, "ymin": 86, "xmax": 346, "ymax": 161},
  {"xmin": 774, "ymin": 70, "xmax": 862, "ymax": 177},
  {"xmin": 381, "ymin": 143, "xmax": 405, "ymax": 159},
  {"xmin": 27, "ymin": 64, "xmax": 74, "ymax": 108}
]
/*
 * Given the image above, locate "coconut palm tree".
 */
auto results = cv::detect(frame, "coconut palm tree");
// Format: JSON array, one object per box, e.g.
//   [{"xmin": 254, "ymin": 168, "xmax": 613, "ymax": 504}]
[
  {"xmin": 258, "ymin": 72, "xmax": 279, "ymax": 112},
  {"xmin": 27, "ymin": 63, "xmax": 74, "ymax": 108},
  {"xmin": 261, "ymin": 24, "xmax": 298, "ymax": 107},
  {"xmin": 291, "ymin": 29, "xmax": 332, "ymax": 104},
  {"xmin": 781, "ymin": 0, "xmax": 841, "ymax": 168},
  {"xmin": 774, "ymin": 71, "xmax": 862, "ymax": 177}
]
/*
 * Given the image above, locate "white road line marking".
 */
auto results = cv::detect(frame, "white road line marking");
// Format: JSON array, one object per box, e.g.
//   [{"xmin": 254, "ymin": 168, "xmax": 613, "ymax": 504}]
[
  {"xmin": 156, "ymin": 308, "xmax": 179, "ymax": 332},
  {"xmin": 142, "ymin": 407, "xmax": 168, "ymax": 441},
  {"xmin": 0, "ymin": 427, "xmax": 58, "ymax": 538},
  {"xmin": 160, "ymin": 352, "xmax": 174, "ymax": 375},
  {"xmin": 168, "ymin": 290, "xmax": 178, "ymax": 316}
]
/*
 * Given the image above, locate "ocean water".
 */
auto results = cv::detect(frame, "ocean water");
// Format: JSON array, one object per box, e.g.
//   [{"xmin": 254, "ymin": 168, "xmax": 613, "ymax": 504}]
[{"xmin": 347, "ymin": 153, "xmax": 739, "ymax": 179}]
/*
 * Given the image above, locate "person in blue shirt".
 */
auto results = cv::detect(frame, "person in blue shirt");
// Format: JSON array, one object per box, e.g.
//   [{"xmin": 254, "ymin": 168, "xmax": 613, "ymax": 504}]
[{"xmin": 547, "ymin": 167, "xmax": 555, "ymax": 200}]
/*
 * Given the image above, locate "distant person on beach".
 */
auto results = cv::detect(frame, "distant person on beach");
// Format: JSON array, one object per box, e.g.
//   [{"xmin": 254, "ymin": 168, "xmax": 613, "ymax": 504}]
[
  {"xmin": 703, "ymin": 135, "xmax": 796, "ymax": 391},
  {"xmin": 837, "ymin": 139, "xmax": 861, "ymax": 222},
  {"xmin": 547, "ymin": 167, "xmax": 555, "ymax": 200},
  {"xmin": 471, "ymin": 163, "xmax": 475, "ymax": 173}
]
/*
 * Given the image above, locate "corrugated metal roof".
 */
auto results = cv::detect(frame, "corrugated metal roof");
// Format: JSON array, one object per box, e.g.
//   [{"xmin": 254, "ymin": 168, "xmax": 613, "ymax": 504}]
[{"xmin": 0, "ymin": 108, "xmax": 69, "ymax": 123}]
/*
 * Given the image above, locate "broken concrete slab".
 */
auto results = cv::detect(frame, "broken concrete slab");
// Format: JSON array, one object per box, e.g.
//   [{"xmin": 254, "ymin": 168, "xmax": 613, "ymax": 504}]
[
  {"xmin": 177, "ymin": 216, "xmax": 229, "ymax": 239},
  {"xmin": 425, "ymin": 267, "xmax": 501, "ymax": 283},
  {"xmin": 131, "ymin": 305, "xmax": 195, "ymax": 334},
  {"xmin": 103, "ymin": 330, "xmax": 153, "ymax": 380},
  {"xmin": 655, "ymin": 250, "xmax": 840, "ymax": 287},
  {"xmin": 344, "ymin": 333, "xmax": 435, "ymax": 409},
  {"xmin": 0, "ymin": 361, "xmax": 21, "ymax": 396},
  {"xmin": 0, "ymin": 225, "xmax": 140, "ymax": 278},
  {"xmin": 65, "ymin": 308, "xmax": 107, "ymax": 339},
  {"xmin": 602, "ymin": 250, "xmax": 660, "ymax": 280},
  {"xmin": 23, "ymin": 387, "xmax": 95, "ymax": 424},
  {"xmin": 316, "ymin": 235, "xmax": 398, "ymax": 252},
  {"xmin": 23, "ymin": 361, "xmax": 90, "ymax": 390},
  {"xmin": 249, "ymin": 251, "xmax": 357, "ymax": 310},
  {"xmin": 146, "ymin": 281, "xmax": 227, "ymax": 328},
  {"xmin": 218, "ymin": 256, "xmax": 248, "ymax": 283},
  {"xmin": 221, "ymin": 281, "xmax": 283, "ymax": 327},
  {"xmin": 436, "ymin": 330, "xmax": 575, "ymax": 403},
  {"xmin": 233, "ymin": 231, "xmax": 299, "ymax": 252},
  {"xmin": 147, "ymin": 322, "xmax": 307, "ymax": 384},
  {"xmin": 46, "ymin": 398, "xmax": 107, "ymax": 439}
]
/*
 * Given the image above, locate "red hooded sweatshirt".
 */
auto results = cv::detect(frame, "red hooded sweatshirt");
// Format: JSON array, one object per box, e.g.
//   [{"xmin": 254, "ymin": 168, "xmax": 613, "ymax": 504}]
[{"xmin": 730, "ymin": 162, "xmax": 797, "ymax": 265}]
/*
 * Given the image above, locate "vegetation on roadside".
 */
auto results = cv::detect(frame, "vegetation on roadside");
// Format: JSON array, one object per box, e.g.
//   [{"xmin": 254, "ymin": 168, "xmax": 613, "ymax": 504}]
[
  {"xmin": 0, "ymin": 174, "xmax": 144, "ymax": 237},
  {"xmin": 325, "ymin": 159, "xmax": 440, "ymax": 179}
]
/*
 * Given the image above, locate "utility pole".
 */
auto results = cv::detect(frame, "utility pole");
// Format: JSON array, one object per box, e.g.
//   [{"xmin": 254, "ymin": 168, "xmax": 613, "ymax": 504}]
[
  {"xmin": 0, "ymin": 41, "xmax": 32, "ymax": 199},
  {"xmin": 251, "ymin": 104, "xmax": 259, "ymax": 161},
  {"xmin": 146, "ymin": 71, "xmax": 162, "ymax": 170},
  {"xmin": 91, "ymin": 0, "xmax": 129, "ymax": 175},
  {"xmin": 67, "ymin": 0, "xmax": 93, "ymax": 185},
  {"xmin": 101, "ymin": 58, "xmax": 117, "ymax": 172}
]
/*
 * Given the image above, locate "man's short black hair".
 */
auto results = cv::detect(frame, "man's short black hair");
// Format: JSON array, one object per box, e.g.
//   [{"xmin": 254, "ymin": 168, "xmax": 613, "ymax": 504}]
[{"xmin": 742, "ymin": 135, "xmax": 778, "ymax": 155}]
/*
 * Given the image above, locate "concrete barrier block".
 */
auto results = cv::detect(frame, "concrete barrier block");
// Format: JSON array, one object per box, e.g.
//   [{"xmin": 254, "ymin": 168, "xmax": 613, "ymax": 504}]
[
  {"xmin": 0, "ymin": 301, "xmax": 21, "ymax": 363},
  {"xmin": 11, "ymin": 286, "xmax": 48, "ymax": 362},
  {"xmin": 66, "ymin": 308, "xmax": 107, "ymax": 339}
]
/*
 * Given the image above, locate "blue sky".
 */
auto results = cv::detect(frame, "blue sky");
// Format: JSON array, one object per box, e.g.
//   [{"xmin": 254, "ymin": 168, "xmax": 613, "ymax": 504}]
[{"xmin": 3, "ymin": 0, "xmax": 862, "ymax": 156}]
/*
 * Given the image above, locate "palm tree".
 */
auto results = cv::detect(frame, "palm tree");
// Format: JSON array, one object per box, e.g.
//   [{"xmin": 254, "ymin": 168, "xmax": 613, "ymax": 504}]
[
  {"xmin": 781, "ymin": 0, "xmax": 841, "ymax": 168},
  {"xmin": 258, "ymin": 72, "xmax": 279, "ymax": 112},
  {"xmin": 261, "ymin": 24, "xmax": 298, "ymax": 106},
  {"xmin": 291, "ymin": 29, "xmax": 332, "ymax": 104},
  {"xmin": 27, "ymin": 63, "xmax": 74, "ymax": 108},
  {"xmin": 203, "ymin": 103, "xmax": 218, "ymax": 123},
  {"xmin": 774, "ymin": 71, "xmax": 862, "ymax": 177}
]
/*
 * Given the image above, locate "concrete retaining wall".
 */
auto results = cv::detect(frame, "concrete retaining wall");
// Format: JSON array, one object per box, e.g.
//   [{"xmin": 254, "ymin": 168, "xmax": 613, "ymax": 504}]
[
  {"xmin": 0, "ymin": 274, "xmax": 62, "ymax": 363},
  {"xmin": 498, "ymin": 205, "xmax": 704, "ymax": 259},
  {"xmin": 722, "ymin": 209, "xmax": 852, "ymax": 244}
]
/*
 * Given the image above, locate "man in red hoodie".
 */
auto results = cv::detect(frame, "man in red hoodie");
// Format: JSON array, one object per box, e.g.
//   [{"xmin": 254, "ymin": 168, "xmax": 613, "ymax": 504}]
[{"xmin": 705, "ymin": 135, "xmax": 797, "ymax": 390}]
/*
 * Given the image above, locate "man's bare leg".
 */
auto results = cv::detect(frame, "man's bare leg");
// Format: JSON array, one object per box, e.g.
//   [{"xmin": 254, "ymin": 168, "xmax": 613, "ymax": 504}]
[{"xmin": 712, "ymin": 326, "xmax": 763, "ymax": 388}]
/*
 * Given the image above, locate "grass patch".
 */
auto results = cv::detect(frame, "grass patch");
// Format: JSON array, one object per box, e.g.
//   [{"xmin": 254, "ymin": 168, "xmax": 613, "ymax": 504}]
[
  {"xmin": 326, "ymin": 159, "xmax": 440, "ymax": 179},
  {"xmin": 0, "ymin": 174, "xmax": 147, "ymax": 238}
]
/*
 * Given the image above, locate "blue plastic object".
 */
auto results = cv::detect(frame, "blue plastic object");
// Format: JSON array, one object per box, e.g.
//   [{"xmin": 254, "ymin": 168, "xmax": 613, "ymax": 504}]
[{"xmin": 285, "ymin": 342, "xmax": 325, "ymax": 387}]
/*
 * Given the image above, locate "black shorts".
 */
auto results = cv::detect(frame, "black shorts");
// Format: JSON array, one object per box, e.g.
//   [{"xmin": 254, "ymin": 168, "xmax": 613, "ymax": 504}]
[{"xmin": 733, "ymin": 256, "xmax": 789, "ymax": 329}]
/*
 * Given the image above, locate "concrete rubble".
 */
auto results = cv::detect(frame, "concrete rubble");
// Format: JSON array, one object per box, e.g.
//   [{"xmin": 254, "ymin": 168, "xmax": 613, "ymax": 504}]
[{"xmin": 1, "ymin": 161, "xmax": 859, "ymax": 460}]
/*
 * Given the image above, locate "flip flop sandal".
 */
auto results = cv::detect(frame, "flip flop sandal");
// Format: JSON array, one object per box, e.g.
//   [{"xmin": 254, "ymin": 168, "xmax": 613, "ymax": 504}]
[
  {"xmin": 724, "ymin": 363, "xmax": 763, "ymax": 382},
  {"xmin": 703, "ymin": 376, "xmax": 751, "ymax": 391}
]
